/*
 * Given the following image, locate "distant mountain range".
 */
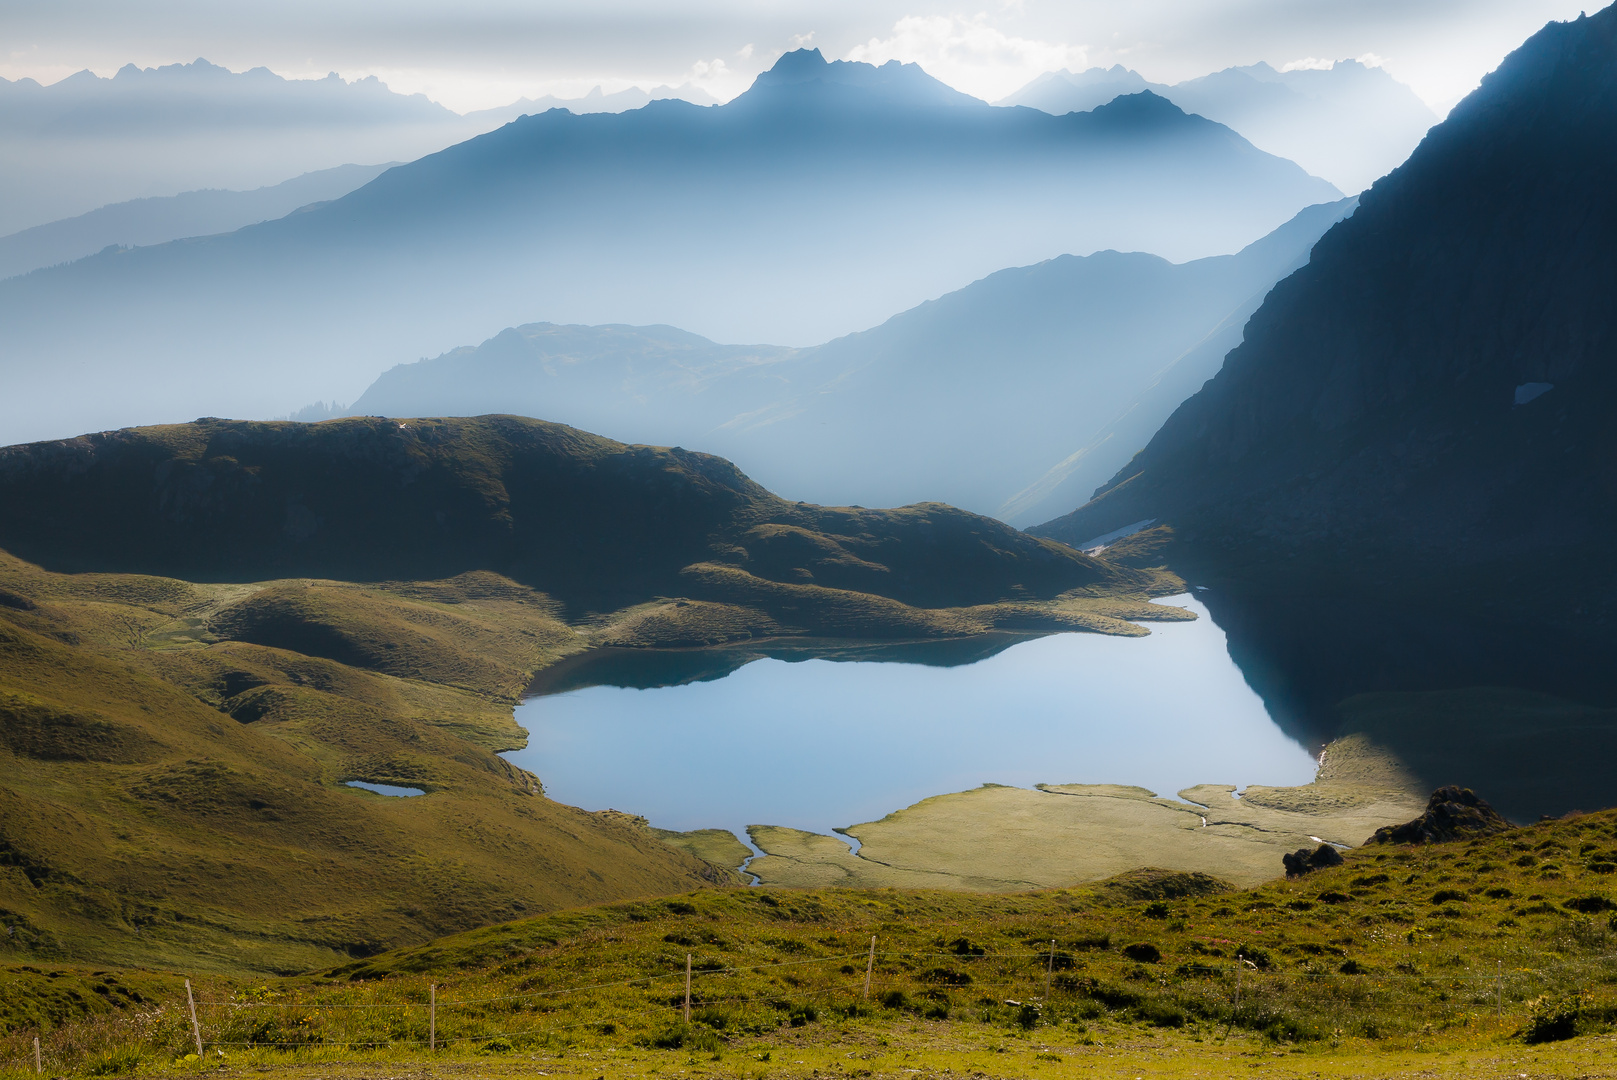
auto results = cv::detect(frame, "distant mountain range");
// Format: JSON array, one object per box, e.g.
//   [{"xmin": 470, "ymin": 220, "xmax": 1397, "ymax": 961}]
[
  {"xmin": 342, "ymin": 198, "xmax": 1355, "ymax": 525},
  {"xmin": 0, "ymin": 60, "xmax": 476, "ymax": 234},
  {"xmin": 464, "ymin": 82, "xmax": 720, "ymax": 125},
  {"xmin": 1000, "ymin": 60, "xmax": 1437, "ymax": 193},
  {"xmin": 0, "ymin": 50, "xmax": 1426, "ymax": 236},
  {"xmin": 1033, "ymin": 6, "xmax": 1617, "ymax": 815},
  {"xmin": 0, "ymin": 163, "xmax": 395, "ymax": 280},
  {"xmin": 0, "ymin": 49, "xmax": 1339, "ymax": 447},
  {"xmin": 0, "ymin": 59, "xmax": 719, "ymax": 236}
]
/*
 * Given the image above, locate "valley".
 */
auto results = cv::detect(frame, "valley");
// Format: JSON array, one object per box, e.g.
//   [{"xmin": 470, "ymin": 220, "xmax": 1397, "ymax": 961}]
[
  {"xmin": 5, "ymin": 2, "xmax": 1617, "ymax": 1075},
  {"xmin": 0, "ymin": 415, "xmax": 1195, "ymax": 974},
  {"xmin": 338, "ymin": 198, "xmax": 1355, "ymax": 524}
]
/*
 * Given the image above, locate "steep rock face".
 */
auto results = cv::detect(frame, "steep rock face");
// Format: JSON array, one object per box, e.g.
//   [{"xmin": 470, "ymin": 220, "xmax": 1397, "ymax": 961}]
[{"xmin": 1034, "ymin": 7, "xmax": 1617, "ymax": 715}]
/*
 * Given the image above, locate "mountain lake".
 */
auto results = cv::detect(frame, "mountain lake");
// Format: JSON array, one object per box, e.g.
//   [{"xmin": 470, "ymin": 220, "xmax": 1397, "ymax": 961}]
[{"xmin": 503, "ymin": 595, "xmax": 1318, "ymax": 860}]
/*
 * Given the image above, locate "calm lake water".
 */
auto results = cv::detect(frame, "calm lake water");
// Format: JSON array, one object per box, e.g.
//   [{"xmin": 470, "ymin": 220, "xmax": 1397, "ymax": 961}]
[{"xmin": 503, "ymin": 595, "xmax": 1318, "ymax": 848}]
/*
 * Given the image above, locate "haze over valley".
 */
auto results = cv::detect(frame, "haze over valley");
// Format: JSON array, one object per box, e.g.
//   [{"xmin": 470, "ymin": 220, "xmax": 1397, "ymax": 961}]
[
  {"xmin": 3, "ymin": 3, "xmax": 1617, "ymax": 1072},
  {"xmin": 337, "ymin": 198, "xmax": 1355, "ymax": 524},
  {"xmin": 0, "ymin": 49, "xmax": 1344, "ymax": 446}
]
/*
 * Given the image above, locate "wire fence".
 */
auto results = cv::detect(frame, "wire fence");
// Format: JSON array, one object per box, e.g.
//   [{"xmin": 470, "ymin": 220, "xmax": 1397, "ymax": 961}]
[{"xmin": 6, "ymin": 943, "xmax": 1613, "ymax": 1073}]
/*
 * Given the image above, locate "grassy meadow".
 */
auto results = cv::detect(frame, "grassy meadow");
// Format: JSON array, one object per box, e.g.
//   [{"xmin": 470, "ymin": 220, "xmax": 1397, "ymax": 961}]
[{"xmin": 7, "ymin": 808, "xmax": 1617, "ymax": 1078}]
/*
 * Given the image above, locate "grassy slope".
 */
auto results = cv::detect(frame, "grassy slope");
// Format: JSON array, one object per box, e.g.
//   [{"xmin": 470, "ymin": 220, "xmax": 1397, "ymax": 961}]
[
  {"xmin": 8, "ymin": 810, "xmax": 1617, "ymax": 1077},
  {"xmin": 0, "ymin": 553, "xmax": 721, "ymax": 976},
  {"xmin": 0, "ymin": 417, "xmax": 1187, "ymax": 976}
]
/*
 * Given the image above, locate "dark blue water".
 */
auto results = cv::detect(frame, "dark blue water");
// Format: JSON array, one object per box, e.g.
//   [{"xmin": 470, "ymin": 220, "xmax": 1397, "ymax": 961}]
[{"xmin": 504, "ymin": 596, "xmax": 1317, "ymax": 845}]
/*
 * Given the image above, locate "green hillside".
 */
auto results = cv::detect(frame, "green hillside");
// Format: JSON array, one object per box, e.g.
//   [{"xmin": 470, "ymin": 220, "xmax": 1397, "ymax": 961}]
[
  {"xmin": 8, "ymin": 807, "xmax": 1617, "ymax": 1077},
  {"xmin": 0, "ymin": 416, "xmax": 1183, "ymax": 976}
]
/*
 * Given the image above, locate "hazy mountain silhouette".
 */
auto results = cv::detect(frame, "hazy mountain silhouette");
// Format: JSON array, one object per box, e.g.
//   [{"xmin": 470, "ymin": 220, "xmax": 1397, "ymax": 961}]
[
  {"xmin": 1002, "ymin": 66, "xmax": 1157, "ymax": 113},
  {"xmin": 465, "ymin": 82, "xmax": 719, "ymax": 126},
  {"xmin": 347, "ymin": 324, "xmax": 799, "ymax": 450},
  {"xmin": 1001, "ymin": 60, "xmax": 1437, "ymax": 193},
  {"xmin": 0, "ymin": 163, "xmax": 395, "ymax": 280},
  {"xmin": 0, "ymin": 60, "xmax": 484, "ymax": 233},
  {"xmin": 1032, "ymin": 6, "xmax": 1617, "ymax": 806},
  {"xmin": 345, "ymin": 199, "xmax": 1353, "ymax": 524},
  {"xmin": 0, "ymin": 50, "xmax": 1339, "ymax": 447}
]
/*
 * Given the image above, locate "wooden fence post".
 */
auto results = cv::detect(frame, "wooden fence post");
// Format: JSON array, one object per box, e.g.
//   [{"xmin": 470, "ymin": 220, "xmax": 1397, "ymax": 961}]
[
  {"xmin": 864, "ymin": 936, "xmax": 876, "ymax": 999},
  {"xmin": 185, "ymin": 979, "xmax": 203, "ymax": 1059},
  {"xmin": 684, "ymin": 955, "xmax": 692, "ymax": 1022},
  {"xmin": 1045, "ymin": 939, "xmax": 1055, "ymax": 999},
  {"xmin": 429, "ymin": 984, "xmax": 436, "ymax": 1051},
  {"xmin": 33, "ymin": 1036, "xmax": 40, "ymax": 1075}
]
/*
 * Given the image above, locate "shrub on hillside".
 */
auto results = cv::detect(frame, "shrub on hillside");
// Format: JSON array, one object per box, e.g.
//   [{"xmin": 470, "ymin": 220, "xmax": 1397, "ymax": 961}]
[{"xmin": 1524, "ymin": 992, "xmax": 1582, "ymax": 1043}]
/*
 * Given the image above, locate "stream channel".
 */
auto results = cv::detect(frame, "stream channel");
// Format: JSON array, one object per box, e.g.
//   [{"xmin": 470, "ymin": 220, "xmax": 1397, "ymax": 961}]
[{"xmin": 501, "ymin": 595, "xmax": 1320, "ymax": 860}]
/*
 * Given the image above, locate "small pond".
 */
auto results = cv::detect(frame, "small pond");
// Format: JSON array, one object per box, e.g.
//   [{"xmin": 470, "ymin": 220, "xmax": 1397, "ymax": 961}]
[
  {"xmin": 345, "ymin": 780, "xmax": 425, "ymax": 797},
  {"xmin": 503, "ymin": 596, "xmax": 1318, "ymax": 848}
]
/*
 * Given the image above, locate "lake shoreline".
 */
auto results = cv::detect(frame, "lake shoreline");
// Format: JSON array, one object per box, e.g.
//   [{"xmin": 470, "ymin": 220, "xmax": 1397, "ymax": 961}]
[{"xmin": 503, "ymin": 595, "xmax": 1411, "ymax": 891}]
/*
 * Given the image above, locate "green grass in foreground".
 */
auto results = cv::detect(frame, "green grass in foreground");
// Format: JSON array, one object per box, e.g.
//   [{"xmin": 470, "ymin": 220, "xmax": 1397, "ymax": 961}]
[{"xmin": 7, "ymin": 808, "xmax": 1617, "ymax": 1077}]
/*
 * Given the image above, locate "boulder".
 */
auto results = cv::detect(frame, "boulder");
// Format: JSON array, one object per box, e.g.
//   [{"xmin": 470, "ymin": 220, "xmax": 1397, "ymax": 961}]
[{"xmin": 1282, "ymin": 843, "xmax": 1344, "ymax": 878}]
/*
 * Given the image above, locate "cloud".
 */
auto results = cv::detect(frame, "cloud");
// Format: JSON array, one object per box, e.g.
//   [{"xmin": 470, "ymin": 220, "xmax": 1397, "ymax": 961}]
[
  {"xmin": 844, "ymin": 14, "xmax": 1086, "ymax": 101},
  {"xmin": 1280, "ymin": 56, "xmax": 1335, "ymax": 72}
]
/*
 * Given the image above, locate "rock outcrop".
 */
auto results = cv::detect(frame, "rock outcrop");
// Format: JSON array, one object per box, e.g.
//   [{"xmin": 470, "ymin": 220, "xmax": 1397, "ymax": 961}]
[{"xmin": 1366, "ymin": 786, "xmax": 1513, "ymax": 845}]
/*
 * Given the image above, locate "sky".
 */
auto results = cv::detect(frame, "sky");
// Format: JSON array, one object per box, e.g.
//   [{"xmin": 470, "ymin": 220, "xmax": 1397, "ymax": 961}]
[{"xmin": 0, "ymin": 0, "xmax": 1599, "ymax": 114}]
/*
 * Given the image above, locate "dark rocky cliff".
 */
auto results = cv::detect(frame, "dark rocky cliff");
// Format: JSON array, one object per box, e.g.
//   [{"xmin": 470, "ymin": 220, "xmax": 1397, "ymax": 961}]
[{"xmin": 1031, "ymin": 6, "xmax": 1617, "ymax": 811}]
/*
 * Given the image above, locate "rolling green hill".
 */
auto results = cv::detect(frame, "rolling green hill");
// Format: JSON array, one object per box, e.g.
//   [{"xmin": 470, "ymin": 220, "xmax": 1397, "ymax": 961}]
[
  {"xmin": 0, "ymin": 415, "xmax": 1136, "ymax": 612},
  {"xmin": 0, "ymin": 416, "xmax": 1181, "ymax": 975}
]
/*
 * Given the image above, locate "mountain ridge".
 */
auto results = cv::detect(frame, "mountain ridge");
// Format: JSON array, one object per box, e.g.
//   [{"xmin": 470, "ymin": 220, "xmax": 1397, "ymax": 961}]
[
  {"xmin": 0, "ymin": 163, "xmax": 395, "ymax": 280},
  {"xmin": 0, "ymin": 50, "xmax": 1339, "ymax": 446},
  {"xmin": 0, "ymin": 415, "xmax": 1150, "ymax": 616},
  {"xmin": 999, "ymin": 58, "xmax": 1437, "ymax": 192}
]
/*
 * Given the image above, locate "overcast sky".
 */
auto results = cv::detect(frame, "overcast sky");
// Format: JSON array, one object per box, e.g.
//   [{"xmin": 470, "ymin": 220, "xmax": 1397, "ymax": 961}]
[{"xmin": 0, "ymin": 0, "xmax": 1597, "ymax": 113}]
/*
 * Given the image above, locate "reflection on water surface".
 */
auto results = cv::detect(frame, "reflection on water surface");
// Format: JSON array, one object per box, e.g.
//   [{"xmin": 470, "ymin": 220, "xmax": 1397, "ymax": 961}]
[{"xmin": 504, "ymin": 596, "xmax": 1318, "ymax": 844}]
